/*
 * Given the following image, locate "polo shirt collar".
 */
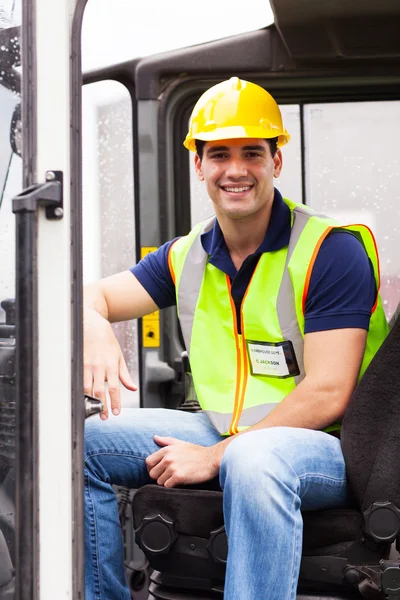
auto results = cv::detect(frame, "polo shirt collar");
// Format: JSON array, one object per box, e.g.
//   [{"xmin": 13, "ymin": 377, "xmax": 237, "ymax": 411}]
[{"xmin": 200, "ymin": 188, "xmax": 291, "ymax": 258}]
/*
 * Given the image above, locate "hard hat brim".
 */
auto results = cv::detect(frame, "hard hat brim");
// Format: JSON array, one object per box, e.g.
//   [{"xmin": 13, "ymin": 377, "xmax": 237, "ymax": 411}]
[{"xmin": 184, "ymin": 126, "xmax": 290, "ymax": 152}]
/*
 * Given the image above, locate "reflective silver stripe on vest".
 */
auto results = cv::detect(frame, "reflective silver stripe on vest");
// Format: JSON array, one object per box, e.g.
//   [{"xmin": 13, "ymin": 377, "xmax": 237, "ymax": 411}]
[
  {"xmin": 276, "ymin": 206, "xmax": 333, "ymax": 384},
  {"xmin": 178, "ymin": 216, "xmax": 216, "ymax": 358},
  {"xmin": 206, "ymin": 403, "xmax": 280, "ymax": 434},
  {"xmin": 276, "ymin": 207, "xmax": 308, "ymax": 384}
]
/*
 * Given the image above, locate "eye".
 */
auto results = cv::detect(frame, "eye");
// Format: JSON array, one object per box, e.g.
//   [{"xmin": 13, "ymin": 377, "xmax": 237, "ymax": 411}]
[
  {"xmin": 245, "ymin": 151, "xmax": 263, "ymax": 159},
  {"xmin": 210, "ymin": 152, "xmax": 228, "ymax": 160}
]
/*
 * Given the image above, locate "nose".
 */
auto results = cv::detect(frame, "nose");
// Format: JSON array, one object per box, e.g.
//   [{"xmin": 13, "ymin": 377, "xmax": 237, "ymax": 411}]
[{"xmin": 225, "ymin": 158, "xmax": 247, "ymax": 179}]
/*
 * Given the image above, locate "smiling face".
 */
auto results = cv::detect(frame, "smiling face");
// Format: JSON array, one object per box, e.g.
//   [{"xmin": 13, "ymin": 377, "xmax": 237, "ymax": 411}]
[{"xmin": 194, "ymin": 138, "xmax": 282, "ymax": 222}]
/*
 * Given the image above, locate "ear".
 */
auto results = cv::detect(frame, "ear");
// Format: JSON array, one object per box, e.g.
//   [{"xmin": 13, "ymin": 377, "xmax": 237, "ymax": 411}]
[
  {"xmin": 273, "ymin": 148, "xmax": 283, "ymax": 179},
  {"xmin": 194, "ymin": 153, "xmax": 204, "ymax": 181}
]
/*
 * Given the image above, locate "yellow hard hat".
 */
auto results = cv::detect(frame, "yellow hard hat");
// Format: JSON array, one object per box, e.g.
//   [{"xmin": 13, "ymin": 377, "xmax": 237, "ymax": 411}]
[{"xmin": 184, "ymin": 77, "xmax": 290, "ymax": 152}]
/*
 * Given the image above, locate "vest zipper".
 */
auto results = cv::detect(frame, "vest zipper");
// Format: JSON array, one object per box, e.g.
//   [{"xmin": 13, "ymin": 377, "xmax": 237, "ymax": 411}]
[{"xmin": 230, "ymin": 318, "xmax": 249, "ymax": 435}]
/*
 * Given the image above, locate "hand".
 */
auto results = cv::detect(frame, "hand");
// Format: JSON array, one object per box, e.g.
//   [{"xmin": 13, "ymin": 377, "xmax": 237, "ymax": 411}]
[
  {"xmin": 84, "ymin": 309, "xmax": 137, "ymax": 419},
  {"xmin": 146, "ymin": 436, "xmax": 224, "ymax": 488}
]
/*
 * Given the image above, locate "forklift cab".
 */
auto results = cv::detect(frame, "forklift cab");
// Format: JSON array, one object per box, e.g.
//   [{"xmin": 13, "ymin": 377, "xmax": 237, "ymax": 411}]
[{"xmin": 1, "ymin": 0, "xmax": 400, "ymax": 598}]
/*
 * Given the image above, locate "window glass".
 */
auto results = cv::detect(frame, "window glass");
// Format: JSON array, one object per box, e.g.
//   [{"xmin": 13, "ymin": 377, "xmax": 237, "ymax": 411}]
[
  {"xmin": 0, "ymin": 86, "xmax": 19, "ymax": 312},
  {"xmin": 274, "ymin": 104, "xmax": 302, "ymax": 204},
  {"xmin": 305, "ymin": 101, "xmax": 400, "ymax": 319},
  {"xmin": 189, "ymin": 103, "xmax": 303, "ymax": 228},
  {"xmin": 82, "ymin": 81, "xmax": 138, "ymax": 406},
  {"xmin": 189, "ymin": 146, "xmax": 214, "ymax": 227}
]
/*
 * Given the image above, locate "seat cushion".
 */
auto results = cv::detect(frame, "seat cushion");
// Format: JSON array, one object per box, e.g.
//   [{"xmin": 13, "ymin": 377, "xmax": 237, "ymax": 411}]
[
  {"xmin": 134, "ymin": 486, "xmax": 225, "ymax": 539},
  {"xmin": 303, "ymin": 509, "xmax": 363, "ymax": 553},
  {"xmin": 133, "ymin": 485, "xmax": 363, "ymax": 553}
]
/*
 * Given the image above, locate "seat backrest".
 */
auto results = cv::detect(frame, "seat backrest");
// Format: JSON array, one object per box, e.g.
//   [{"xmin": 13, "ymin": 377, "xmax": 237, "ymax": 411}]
[{"xmin": 341, "ymin": 303, "xmax": 400, "ymax": 512}]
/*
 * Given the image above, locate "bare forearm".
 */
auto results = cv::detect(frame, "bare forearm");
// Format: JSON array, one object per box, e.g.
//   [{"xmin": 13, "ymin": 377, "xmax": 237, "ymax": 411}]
[
  {"xmin": 248, "ymin": 377, "xmax": 349, "ymax": 432},
  {"xmin": 84, "ymin": 283, "xmax": 109, "ymax": 321},
  {"xmin": 85, "ymin": 272, "xmax": 158, "ymax": 323}
]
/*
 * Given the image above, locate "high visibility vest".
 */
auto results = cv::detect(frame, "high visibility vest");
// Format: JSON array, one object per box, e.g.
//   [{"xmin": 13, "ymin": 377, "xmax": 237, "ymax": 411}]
[{"xmin": 169, "ymin": 199, "xmax": 389, "ymax": 436}]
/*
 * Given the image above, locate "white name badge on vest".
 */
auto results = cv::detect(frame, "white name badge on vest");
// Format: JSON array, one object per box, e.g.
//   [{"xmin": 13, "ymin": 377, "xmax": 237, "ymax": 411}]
[{"xmin": 246, "ymin": 340, "xmax": 300, "ymax": 378}]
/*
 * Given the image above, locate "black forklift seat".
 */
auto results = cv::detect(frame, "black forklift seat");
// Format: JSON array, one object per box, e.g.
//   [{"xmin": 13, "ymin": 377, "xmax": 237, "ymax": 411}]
[{"xmin": 133, "ymin": 303, "xmax": 400, "ymax": 600}]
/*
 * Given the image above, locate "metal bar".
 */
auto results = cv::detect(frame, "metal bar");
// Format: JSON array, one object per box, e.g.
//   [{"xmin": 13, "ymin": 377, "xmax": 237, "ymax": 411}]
[
  {"xmin": 16, "ymin": 0, "xmax": 39, "ymax": 596},
  {"xmin": 70, "ymin": 4, "xmax": 86, "ymax": 596},
  {"xmin": 14, "ymin": 210, "xmax": 38, "ymax": 600},
  {"xmin": 22, "ymin": 0, "xmax": 36, "ymax": 189},
  {"xmin": 299, "ymin": 103, "xmax": 306, "ymax": 205}
]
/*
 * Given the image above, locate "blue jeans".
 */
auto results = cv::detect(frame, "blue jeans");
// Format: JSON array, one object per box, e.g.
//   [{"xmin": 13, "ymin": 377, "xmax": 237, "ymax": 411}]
[{"xmin": 84, "ymin": 409, "xmax": 349, "ymax": 600}]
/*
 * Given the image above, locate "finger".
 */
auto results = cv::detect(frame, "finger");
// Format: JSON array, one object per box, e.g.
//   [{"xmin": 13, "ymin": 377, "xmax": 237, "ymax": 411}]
[
  {"xmin": 92, "ymin": 365, "xmax": 108, "ymax": 420},
  {"xmin": 157, "ymin": 467, "xmax": 174, "ymax": 487},
  {"xmin": 153, "ymin": 435, "xmax": 181, "ymax": 447},
  {"xmin": 145, "ymin": 447, "xmax": 167, "ymax": 471},
  {"xmin": 106, "ymin": 367, "xmax": 121, "ymax": 416},
  {"xmin": 149, "ymin": 460, "xmax": 169, "ymax": 482},
  {"xmin": 163, "ymin": 475, "xmax": 178, "ymax": 489},
  {"xmin": 119, "ymin": 356, "xmax": 138, "ymax": 392}
]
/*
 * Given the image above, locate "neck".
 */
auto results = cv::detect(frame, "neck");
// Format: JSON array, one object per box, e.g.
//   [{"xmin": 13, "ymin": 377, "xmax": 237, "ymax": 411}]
[{"xmin": 217, "ymin": 203, "xmax": 273, "ymax": 261}]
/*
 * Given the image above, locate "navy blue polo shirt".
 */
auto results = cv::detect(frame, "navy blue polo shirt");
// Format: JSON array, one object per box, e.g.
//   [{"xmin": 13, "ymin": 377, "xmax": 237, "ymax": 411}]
[{"xmin": 131, "ymin": 189, "xmax": 376, "ymax": 334}]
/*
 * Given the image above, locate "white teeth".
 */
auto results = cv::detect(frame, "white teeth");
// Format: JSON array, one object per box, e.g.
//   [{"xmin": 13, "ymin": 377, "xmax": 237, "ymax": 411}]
[{"xmin": 224, "ymin": 186, "xmax": 251, "ymax": 193}]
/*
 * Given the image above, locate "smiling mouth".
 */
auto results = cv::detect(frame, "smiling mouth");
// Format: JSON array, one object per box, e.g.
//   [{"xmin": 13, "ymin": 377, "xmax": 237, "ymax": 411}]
[{"xmin": 220, "ymin": 185, "xmax": 254, "ymax": 193}]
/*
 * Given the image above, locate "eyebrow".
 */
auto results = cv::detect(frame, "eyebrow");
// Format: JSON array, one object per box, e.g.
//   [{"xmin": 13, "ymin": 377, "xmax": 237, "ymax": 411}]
[{"xmin": 206, "ymin": 144, "xmax": 267, "ymax": 154}]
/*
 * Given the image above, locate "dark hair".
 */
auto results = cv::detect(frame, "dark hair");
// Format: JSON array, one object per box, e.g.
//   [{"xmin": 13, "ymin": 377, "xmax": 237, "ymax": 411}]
[{"xmin": 195, "ymin": 138, "xmax": 278, "ymax": 160}]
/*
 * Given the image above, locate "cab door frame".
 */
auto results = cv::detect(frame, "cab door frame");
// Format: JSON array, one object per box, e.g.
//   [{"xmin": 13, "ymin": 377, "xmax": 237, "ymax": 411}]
[{"xmin": 17, "ymin": 0, "xmax": 84, "ymax": 597}]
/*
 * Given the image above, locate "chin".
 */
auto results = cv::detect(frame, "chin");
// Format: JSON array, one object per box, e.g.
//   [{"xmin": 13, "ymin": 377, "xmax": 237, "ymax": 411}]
[{"xmin": 223, "ymin": 208, "xmax": 256, "ymax": 220}]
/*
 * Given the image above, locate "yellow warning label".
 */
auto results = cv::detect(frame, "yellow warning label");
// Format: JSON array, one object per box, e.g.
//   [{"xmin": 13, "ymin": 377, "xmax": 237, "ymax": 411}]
[
  {"xmin": 146, "ymin": 311, "xmax": 159, "ymax": 319},
  {"xmin": 141, "ymin": 247, "xmax": 161, "ymax": 347},
  {"xmin": 141, "ymin": 246, "xmax": 158, "ymax": 259},
  {"xmin": 142, "ymin": 320, "xmax": 160, "ymax": 347}
]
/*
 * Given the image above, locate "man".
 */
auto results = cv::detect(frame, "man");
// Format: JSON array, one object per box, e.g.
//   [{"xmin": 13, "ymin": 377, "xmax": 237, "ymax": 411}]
[{"xmin": 84, "ymin": 77, "xmax": 388, "ymax": 600}]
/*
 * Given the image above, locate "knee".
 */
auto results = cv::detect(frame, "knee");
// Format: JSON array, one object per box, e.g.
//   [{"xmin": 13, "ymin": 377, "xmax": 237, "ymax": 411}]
[
  {"xmin": 219, "ymin": 428, "xmax": 299, "ymax": 490},
  {"xmin": 84, "ymin": 414, "xmax": 121, "ymax": 463},
  {"xmin": 84, "ymin": 416, "xmax": 126, "ymax": 486}
]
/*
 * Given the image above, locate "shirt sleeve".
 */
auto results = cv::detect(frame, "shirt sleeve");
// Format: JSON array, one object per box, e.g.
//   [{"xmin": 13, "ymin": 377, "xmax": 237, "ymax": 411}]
[
  {"xmin": 130, "ymin": 239, "xmax": 179, "ymax": 309},
  {"xmin": 304, "ymin": 230, "xmax": 377, "ymax": 334}
]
